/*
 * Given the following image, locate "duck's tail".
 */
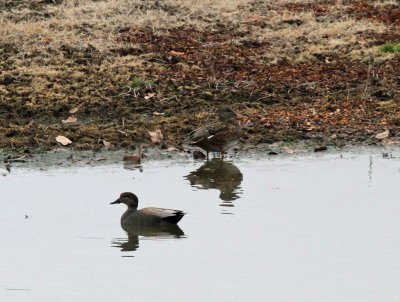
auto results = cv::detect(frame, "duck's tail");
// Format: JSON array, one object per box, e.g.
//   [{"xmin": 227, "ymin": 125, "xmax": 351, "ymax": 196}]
[{"xmin": 161, "ymin": 210, "xmax": 186, "ymax": 224}]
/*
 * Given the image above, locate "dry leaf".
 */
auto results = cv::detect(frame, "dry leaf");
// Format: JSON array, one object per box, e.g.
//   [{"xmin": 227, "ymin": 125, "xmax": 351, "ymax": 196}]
[
  {"xmin": 169, "ymin": 50, "xmax": 185, "ymax": 57},
  {"xmin": 244, "ymin": 15, "xmax": 263, "ymax": 23},
  {"xmin": 148, "ymin": 129, "xmax": 163, "ymax": 143},
  {"xmin": 62, "ymin": 115, "xmax": 78, "ymax": 125},
  {"xmin": 69, "ymin": 107, "xmax": 79, "ymax": 114},
  {"xmin": 221, "ymin": 11, "xmax": 239, "ymax": 17},
  {"xmin": 375, "ymin": 130, "xmax": 389, "ymax": 140},
  {"xmin": 144, "ymin": 93, "xmax": 156, "ymax": 100},
  {"xmin": 270, "ymin": 141, "xmax": 283, "ymax": 147},
  {"xmin": 102, "ymin": 140, "xmax": 112, "ymax": 148},
  {"xmin": 123, "ymin": 155, "xmax": 141, "ymax": 164},
  {"xmin": 282, "ymin": 147, "xmax": 296, "ymax": 154},
  {"xmin": 304, "ymin": 121, "xmax": 315, "ymax": 131},
  {"xmin": 153, "ymin": 111, "xmax": 165, "ymax": 116},
  {"xmin": 167, "ymin": 146, "xmax": 178, "ymax": 152},
  {"xmin": 56, "ymin": 135, "xmax": 72, "ymax": 146}
]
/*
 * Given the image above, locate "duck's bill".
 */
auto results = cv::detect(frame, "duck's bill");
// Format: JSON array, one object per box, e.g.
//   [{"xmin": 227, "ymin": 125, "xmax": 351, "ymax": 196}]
[{"xmin": 110, "ymin": 199, "xmax": 121, "ymax": 205}]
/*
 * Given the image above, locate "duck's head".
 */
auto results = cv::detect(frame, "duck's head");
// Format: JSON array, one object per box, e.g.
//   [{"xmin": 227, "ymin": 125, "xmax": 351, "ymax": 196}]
[
  {"xmin": 217, "ymin": 107, "xmax": 238, "ymax": 123},
  {"xmin": 111, "ymin": 192, "xmax": 139, "ymax": 208}
]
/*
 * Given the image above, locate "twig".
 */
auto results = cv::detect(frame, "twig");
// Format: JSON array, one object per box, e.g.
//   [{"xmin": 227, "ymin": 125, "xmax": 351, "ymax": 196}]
[{"xmin": 4, "ymin": 154, "xmax": 29, "ymax": 163}]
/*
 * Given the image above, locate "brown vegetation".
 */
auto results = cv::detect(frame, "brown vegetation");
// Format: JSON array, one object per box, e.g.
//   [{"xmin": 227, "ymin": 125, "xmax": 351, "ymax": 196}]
[{"xmin": 0, "ymin": 0, "xmax": 399, "ymax": 151}]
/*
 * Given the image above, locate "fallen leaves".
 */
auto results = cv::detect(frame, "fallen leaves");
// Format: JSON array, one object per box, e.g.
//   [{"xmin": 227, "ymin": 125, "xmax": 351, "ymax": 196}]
[
  {"xmin": 62, "ymin": 108, "xmax": 79, "ymax": 126},
  {"xmin": 2, "ymin": 6, "xmax": 400, "ymax": 152},
  {"xmin": 144, "ymin": 93, "xmax": 156, "ymax": 100},
  {"xmin": 61, "ymin": 115, "xmax": 78, "ymax": 126},
  {"xmin": 102, "ymin": 140, "xmax": 112, "ymax": 148},
  {"xmin": 169, "ymin": 50, "xmax": 185, "ymax": 57},
  {"xmin": 281, "ymin": 147, "xmax": 296, "ymax": 154},
  {"xmin": 69, "ymin": 107, "xmax": 79, "ymax": 114},
  {"xmin": 375, "ymin": 130, "xmax": 390, "ymax": 140},
  {"xmin": 56, "ymin": 135, "xmax": 72, "ymax": 146},
  {"xmin": 149, "ymin": 129, "xmax": 163, "ymax": 143}
]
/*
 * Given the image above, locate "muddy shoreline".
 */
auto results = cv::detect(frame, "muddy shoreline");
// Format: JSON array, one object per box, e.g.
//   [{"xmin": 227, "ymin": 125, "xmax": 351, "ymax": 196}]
[{"xmin": 1, "ymin": 143, "xmax": 398, "ymax": 173}]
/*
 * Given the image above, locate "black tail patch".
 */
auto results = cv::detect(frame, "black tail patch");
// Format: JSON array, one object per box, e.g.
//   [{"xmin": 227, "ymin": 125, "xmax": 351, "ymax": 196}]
[{"xmin": 162, "ymin": 211, "xmax": 185, "ymax": 224}]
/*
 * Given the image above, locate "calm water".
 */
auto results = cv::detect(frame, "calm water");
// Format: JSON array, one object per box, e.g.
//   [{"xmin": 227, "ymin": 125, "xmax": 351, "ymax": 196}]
[{"xmin": 1, "ymin": 150, "xmax": 400, "ymax": 302}]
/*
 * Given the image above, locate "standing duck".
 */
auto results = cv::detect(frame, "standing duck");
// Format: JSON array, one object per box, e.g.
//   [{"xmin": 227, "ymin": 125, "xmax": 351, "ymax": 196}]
[
  {"xmin": 110, "ymin": 192, "xmax": 185, "ymax": 226},
  {"xmin": 187, "ymin": 107, "xmax": 241, "ymax": 160}
]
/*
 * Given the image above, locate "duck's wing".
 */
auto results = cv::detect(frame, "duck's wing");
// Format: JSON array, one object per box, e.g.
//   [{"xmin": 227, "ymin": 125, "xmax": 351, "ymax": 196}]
[
  {"xmin": 205, "ymin": 128, "xmax": 242, "ymax": 151},
  {"xmin": 140, "ymin": 207, "xmax": 186, "ymax": 224},
  {"xmin": 186, "ymin": 121, "xmax": 228, "ymax": 143}
]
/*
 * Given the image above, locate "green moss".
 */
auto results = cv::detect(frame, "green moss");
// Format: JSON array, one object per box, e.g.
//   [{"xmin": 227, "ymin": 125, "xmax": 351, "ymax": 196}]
[
  {"xmin": 129, "ymin": 78, "xmax": 151, "ymax": 89},
  {"xmin": 380, "ymin": 42, "xmax": 400, "ymax": 53}
]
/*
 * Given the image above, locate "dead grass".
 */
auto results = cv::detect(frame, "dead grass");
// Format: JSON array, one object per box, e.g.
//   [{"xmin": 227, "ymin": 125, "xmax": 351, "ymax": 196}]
[{"xmin": 0, "ymin": 0, "xmax": 399, "ymax": 150}]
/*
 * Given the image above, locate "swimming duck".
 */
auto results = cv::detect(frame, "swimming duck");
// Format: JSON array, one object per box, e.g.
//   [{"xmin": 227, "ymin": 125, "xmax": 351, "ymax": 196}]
[
  {"xmin": 187, "ymin": 107, "xmax": 241, "ymax": 160},
  {"xmin": 110, "ymin": 192, "xmax": 185, "ymax": 226}
]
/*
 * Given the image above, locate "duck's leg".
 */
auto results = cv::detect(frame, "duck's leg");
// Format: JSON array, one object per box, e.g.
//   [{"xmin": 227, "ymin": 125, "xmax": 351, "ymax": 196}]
[
  {"xmin": 206, "ymin": 150, "xmax": 209, "ymax": 161},
  {"xmin": 221, "ymin": 149, "xmax": 225, "ymax": 160}
]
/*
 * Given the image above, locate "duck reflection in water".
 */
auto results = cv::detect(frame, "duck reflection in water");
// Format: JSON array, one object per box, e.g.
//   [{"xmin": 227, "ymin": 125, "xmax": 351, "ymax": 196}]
[
  {"xmin": 111, "ymin": 224, "xmax": 185, "ymax": 253},
  {"xmin": 185, "ymin": 158, "xmax": 243, "ymax": 204},
  {"xmin": 110, "ymin": 192, "xmax": 186, "ymax": 254}
]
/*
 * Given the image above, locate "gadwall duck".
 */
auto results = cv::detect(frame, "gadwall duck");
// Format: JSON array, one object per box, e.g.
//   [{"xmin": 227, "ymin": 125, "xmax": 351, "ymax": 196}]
[
  {"xmin": 110, "ymin": 192, "xmax": 185, "ymax": 226},
  {"xmin": 187, "ymin": 107, "xmax": 241, "ymax": 160}
]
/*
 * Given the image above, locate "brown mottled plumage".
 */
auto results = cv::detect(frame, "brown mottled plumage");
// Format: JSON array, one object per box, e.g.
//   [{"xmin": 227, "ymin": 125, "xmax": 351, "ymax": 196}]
[
  {"xmin": 187, "ymin": 107, "xmax": 241, "ymax": 160},
  {"xmin": 110, "ymin": 192, "xmax": 185, "ymax": 226}
]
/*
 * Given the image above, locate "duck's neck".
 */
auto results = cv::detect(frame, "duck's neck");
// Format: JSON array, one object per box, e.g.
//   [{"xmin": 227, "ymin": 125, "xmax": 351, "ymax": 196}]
[
  {"xmin": 121, "ymin": 206, "xmax": 137, "ymax": 224},
  {"xmin": 126, "ymin": 205, "xmax": 138, "ymax": 212}
]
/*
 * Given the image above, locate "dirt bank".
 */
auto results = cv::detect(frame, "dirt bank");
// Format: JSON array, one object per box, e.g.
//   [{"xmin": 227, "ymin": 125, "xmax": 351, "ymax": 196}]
[{"xmin": 0, "ymin": 0, "xmax": 399, "ymax": 152}]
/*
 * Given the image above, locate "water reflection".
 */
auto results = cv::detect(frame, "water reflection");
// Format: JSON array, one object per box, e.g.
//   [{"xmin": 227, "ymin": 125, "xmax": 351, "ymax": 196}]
[
  {"xmin": 123, "ymin": 161, "xmax": 143, "ymax": 173},
  {"xmin": 185, "ymin": 159, "xmax": 243, "ymax": 204},
  {"xmin": 111, "ymin": 224, "xmax": 185, "ymax": 255}
]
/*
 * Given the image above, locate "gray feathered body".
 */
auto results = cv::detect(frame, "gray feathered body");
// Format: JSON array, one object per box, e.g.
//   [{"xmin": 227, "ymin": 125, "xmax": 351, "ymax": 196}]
[{"xmin": 121, "ymin": 207, "xmax": 185, "ymax": 226}]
